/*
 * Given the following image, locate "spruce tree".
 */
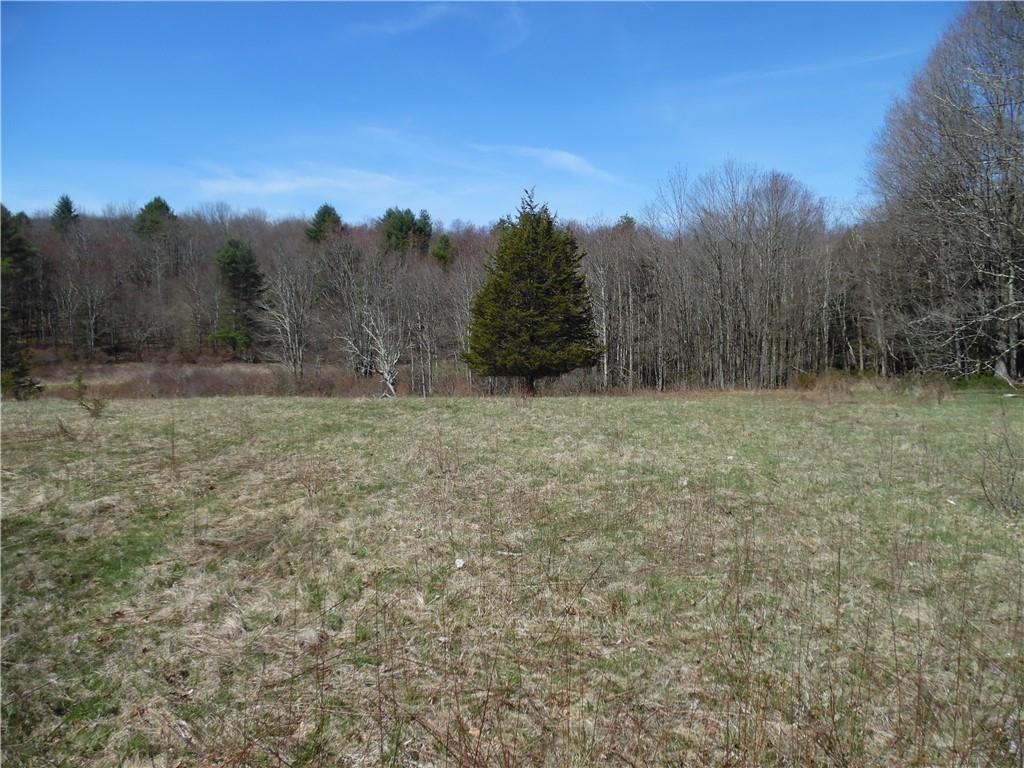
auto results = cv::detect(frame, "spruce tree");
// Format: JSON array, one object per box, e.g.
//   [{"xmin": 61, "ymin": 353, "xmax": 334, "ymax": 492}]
[
  {"xmin": 51, "ymin": 195, "xmax": 79, "ymax": 235},
  {"xmin": 431, "ymin": 234, "xmax": 453, "ymax": 268},
  {"xmin": 1, "ymin": 206, "xmax": 41, "ymax": 398},
  {"xmin": 134, "ymin": 196, "xmax": 175, "ymax": 236},
  {"xmin": 213, "ymin": 239, "xmax": 264, "ymax": 353},
  {"xmin": 465, "ymin": 192, "xmax": 601, "ymax": 394},
  {"xmin": 411, "ymin": 209, "xmax": 432, "ymax": 255},
  {"xmin": 380, "ymin": 207, "xmax": 432, "ymax": 255},
  {"xmin": 306, "ymin": 203, "xmax": 343, "ymax": 242}
]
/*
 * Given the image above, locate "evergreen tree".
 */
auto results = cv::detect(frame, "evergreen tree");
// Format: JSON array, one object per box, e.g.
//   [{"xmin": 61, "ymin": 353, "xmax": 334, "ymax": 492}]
[
  {"xmin": 134, "ymin": 196, "xmax": 175, "ymax": 236},
  {"xmin": 51, "ymin": 194, "xmax": 80, "ymax": 235},
  {"xmin": 615, "ymin": 213, "xmax": 637, "ymax": 232},
  {"xmin": 465, "ymin": 192, "xmax": 601, "ymax": 394},
  {"xmin": 306, "ymin": 203, "xmax": 344, "ymax": 242},
  {"xmin": 380, "ymin": 207, "xmax": 415, "ymax": 253},
  {"xmin": 380, "ymin": 207, "xmax": 432, "ymax": 255},
  {"xmin": 213, "ymin": 239, "xmax": 264, "ymax": 353},
  {"xmin": 1, "ymin": 206, "xmax": 41, "ymax": 398},
  {"xmin": 412, "ymin": 209, "xmax": 432, "ymax": 255},
  {"xmin": 430, "ymin": 233, "xmax": 453, "ymax": 268}
]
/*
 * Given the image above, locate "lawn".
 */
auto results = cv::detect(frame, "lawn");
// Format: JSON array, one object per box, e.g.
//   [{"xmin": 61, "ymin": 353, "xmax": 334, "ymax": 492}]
[{"xmin": 2, "ymin": 390, "xmax": 1022, "ymax": 766}]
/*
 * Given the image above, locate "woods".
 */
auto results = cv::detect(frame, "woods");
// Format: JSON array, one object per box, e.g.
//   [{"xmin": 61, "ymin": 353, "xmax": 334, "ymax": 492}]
[
  {"xmin": 2, "ymin": 3, "xmax": 1021, "ymax": 397},
  {"xmin": 868, "ymin": 2, "xmax": 1024, "ymax": 379}
]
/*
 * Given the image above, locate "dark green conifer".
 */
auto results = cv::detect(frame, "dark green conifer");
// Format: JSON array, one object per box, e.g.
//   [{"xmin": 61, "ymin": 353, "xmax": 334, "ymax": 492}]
[
  {"xmin": 51, "ymin": 195, "xmax": 79, "ymax": 235},
  {"xmin": 213, "ymin": 239, "xmax": 264, "ymax": 353},
  {"xmin": 134, "ymin": 196, "xmax": 175, "ymax": 236},
  {"xmin": 465, "ymin": 192, "xmax": 601, "ymax": 394},
  {"xmin": 1, "ymin": 206, "xmax": 41, "ymax": 397},
  {"xmin": 306, "ymin": 203, "xmax": 343, "ymax": 242},
  {"xmin": 431, "ymin": 233, "xmax": 453, "ymax": 268},
  {"xmin": 380, "ymin": 207, "xmax": 432, "ymax": 255}
]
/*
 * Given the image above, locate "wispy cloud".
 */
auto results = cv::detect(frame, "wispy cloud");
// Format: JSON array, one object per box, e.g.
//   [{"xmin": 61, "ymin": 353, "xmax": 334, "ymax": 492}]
[
  {"xmin": 197, "ymin": 167, "xmax": 407, "ymax": 197},
  {"xmin": 492, "ymin": 4, "xmax": 529, "ymax": 55},
  {"xmin": 652, "ymin": 47, "xmax": 923, "ymax": 128},
  {"xmin": 351, "ymin": 4, "xmax": 449, "ymax": 37},
  {"xmin": 715, "ymin": 48, "xmax": 920, "ymax": 86},
  {"xmin": 472, "ymin": 144, "xmax": 615, "ymax": 183}
]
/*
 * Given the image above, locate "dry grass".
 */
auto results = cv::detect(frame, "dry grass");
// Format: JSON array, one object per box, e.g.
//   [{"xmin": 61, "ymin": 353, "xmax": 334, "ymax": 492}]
[
  {"xmin": 31, "ymin": 361, "xmax": 477, "ymax": 399},
  {"xmin": 2, "ymin": 392, "xmax": 1022, "ymax": 766}
]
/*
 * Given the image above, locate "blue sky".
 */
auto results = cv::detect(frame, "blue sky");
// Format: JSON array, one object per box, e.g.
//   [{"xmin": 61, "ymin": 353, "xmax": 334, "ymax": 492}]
[{"xmin": 2, "ymin": 2, "xmax": 962, "ymax": 226}]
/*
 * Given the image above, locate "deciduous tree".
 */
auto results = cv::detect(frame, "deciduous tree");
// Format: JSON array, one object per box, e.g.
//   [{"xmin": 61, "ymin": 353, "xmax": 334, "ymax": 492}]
[{"xmin": 871, "ymin": 2, "xmax": 1024, "ymax": 376}]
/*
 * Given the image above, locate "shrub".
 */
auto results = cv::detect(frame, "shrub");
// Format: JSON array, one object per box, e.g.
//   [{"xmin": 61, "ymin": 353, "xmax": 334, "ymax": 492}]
[
  {"xmin": 954, "ymin": 374, "xmax": 1014, "ymax": 392},
  {"xmin": 792, "ymin": 369, "xmax": 853, "ymax": 395},
  {"xmin": 71, "ymin": 373, "xmax": 108, "ymax": 417},
  {"xmin": 892, "ymin": 373, "xmax": 953, "ymax": 403},
  {"xmin": 978, "ymin": 405, "xmax": 1024, "ymax": 516},
  {"xmin": 208, "ymin": 329, "xmax": 252, "ymax": 355}
]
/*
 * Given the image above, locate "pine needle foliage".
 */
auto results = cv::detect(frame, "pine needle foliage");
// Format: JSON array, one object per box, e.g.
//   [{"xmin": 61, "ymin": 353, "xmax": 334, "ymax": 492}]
[
  {"xmin": 133, "ymin": 196, "xmax": 175, "ymax": 236},
  {"xmin": 50, "ymin": 195, "xmax": 79, "ymax": 236},
  {"xmin": 306, "ymin": 203, "xmax": 344, "ymax": 242}
]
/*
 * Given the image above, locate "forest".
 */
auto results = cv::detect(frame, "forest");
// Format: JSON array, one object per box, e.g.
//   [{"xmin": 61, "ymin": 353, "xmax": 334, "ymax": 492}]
[{"xmin": 2, "ymin": 2, "xmax": 1021, "ymax": 397}]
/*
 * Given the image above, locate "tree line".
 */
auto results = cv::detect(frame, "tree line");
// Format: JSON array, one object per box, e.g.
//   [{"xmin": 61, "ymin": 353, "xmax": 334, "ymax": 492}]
[{"xmin": 2, "ymin": 2, "xmax": 1021, "ymax": 396}]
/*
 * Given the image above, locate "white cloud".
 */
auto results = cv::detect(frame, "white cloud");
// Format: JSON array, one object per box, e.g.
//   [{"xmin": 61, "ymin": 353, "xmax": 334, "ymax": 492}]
[
  {"xmin": 351, "ymin": 4, "xmax": 450, "ymax": 37},
  {"xmin": 472, "ymin": 144, "xmax": 615, "ymax": 183},
  {"xmin": 197, "ymin": 168, "xmax": 405, "ymax": 197},
  {"xmin": 493, "ymin": 4, "xmax": 529, "ymax": 55},
  {"xmin": 715, "ymin": 48, "xmax": 919, "ymax": 86}
]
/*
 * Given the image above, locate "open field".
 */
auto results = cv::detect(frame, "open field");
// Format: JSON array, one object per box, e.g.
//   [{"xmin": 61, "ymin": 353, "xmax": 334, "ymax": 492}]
[{"xmin": 2, "ymin": 391, "xmax": 1022, "ymax": 766}]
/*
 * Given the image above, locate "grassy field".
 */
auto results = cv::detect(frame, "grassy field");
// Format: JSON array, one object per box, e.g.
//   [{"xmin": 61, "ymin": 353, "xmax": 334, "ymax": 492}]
[{"xmin": 2, "ymin": 390, "xmax": 1022, "ymax": 766}]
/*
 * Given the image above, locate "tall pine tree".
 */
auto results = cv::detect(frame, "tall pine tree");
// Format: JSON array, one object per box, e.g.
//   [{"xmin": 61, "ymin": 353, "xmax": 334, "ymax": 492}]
[
  {"xmin": 1, "ymin": 206, "xmax": 42, "ymax": 398},
  {"xmin": 380, "ymin": 207, "xmax": 432, "ymax": 255},
  {"xmin": 306, "ymin": 203, "xmax": 344, "ymax": 242},
  {"xmin": 134, "ymin": 196, "xmax": 175, "ymax": 235},
  {"xmin": 431, "ymin": 234, "xmax": 453, "ymax": 268},
  {"xmin": 213, "ymin": 239, "xmax": 264, "ymax": 355},
  {"xmin": 51, "ymin": 195, "xmax": 79, "ymax": 236},
  {"xmin": 465, "ymin": 192, "xmax": 601, "ymax": 394}
]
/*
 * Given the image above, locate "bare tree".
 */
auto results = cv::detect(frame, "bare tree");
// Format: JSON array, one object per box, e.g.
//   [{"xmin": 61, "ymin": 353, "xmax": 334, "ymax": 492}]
[
  {"xmin": 645, "ymin": 163, "xmax": 833, "ymax": 388},
  {"xmin": 359, "ymin": 300, "xmax": 406, "ymax": 397},
  {"xmin": 319, "ymin": 232, "xmax": 372, "ymax": 377},
  {"xmin": 872, "ymin": 2, "xmax": 1024, "ymax": 376},
  {"xmin": 260, "ymin": 239, "xmax": 319, "ymax": 386},
  {"xmin": 346, "ymin": 256, "xmax": 407, "ymax": 397},
  {"xmin": 320, "ymin": 237, "xmax": 409, "ymax": 396}
]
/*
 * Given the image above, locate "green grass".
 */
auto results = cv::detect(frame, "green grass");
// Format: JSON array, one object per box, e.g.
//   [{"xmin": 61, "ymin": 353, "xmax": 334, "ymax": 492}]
[{"xmin": 2, "ymin": 390, "xmax": 1022, "ymax": 766}]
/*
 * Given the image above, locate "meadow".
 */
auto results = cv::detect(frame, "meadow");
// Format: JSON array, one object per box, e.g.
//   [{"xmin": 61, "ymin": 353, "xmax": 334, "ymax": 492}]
[{"xmin": 2, "ymin": 389, "xmax": 1022, "ymax": 766}]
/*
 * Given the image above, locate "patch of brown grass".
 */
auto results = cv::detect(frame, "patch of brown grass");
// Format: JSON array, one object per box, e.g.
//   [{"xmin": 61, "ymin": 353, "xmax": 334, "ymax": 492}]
[{"xmin": 2, "ymin": 393, "xmax": 1022, "ymax": 765}]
